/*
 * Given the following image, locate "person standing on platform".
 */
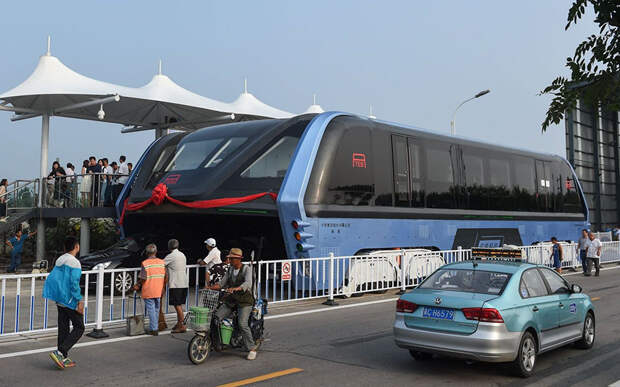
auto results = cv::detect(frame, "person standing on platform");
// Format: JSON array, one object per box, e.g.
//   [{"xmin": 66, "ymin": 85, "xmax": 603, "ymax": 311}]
[
  {"xmin": 102, "ymin": 158, "xmax": 114, "ymax": 207},
  {"xmin": 114, "ymin": 155, "xmax": 129, "ymax": 203},
  {"xmin": 87, "ymin": 156, "xmax": 102, "ymax": 206},
  {"xmin": 0, "ymin": 179, "xmax": 7, "ymax": 219},
  {"xmin": 132, "ymin": 244, "xmax": 166, "ymax": 335},
  {"xmin": 43, "ymin": 237, "xmax": 84, "ymax": 369},
  {"xmin": 164, "ymin": 239, "xmax": 188, "ymax": 333}
]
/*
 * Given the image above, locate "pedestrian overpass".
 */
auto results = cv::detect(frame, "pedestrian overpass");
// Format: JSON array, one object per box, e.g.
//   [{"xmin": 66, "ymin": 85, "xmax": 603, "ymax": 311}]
[{"xmin": 0, "ymin": 37, "xmax": 322, "ymax": 264}]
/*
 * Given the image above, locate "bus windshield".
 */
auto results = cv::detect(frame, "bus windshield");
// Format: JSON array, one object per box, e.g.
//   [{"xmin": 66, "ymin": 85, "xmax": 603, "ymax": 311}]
[{"xmin": 165, "ymin": 136, "xmax": 248, "ymax": 172}]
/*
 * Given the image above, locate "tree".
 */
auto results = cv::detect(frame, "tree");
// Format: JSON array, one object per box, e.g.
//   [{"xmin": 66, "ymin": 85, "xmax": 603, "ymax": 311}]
[{"xmin": 541, "ymin": 0, "xmax": 620, "ymax": 131}]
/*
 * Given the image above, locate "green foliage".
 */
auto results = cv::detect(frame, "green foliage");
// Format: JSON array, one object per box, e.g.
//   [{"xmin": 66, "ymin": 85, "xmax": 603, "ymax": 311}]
[{"xmin": 541, "ymin": 0, "xmax": 620, "ymax": 131}]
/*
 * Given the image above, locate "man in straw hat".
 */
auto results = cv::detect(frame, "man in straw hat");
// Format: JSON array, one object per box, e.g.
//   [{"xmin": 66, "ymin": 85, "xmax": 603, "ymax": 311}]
[{"xmin": 208, "ymin": 248, "xmax": 257, "ymax": 360}]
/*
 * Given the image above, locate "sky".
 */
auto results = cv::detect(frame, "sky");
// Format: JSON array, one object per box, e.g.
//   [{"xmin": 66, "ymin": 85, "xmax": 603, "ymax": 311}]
[{"xmin": 0, "ymin": 1, "xmax": 597, "ymax": 181}]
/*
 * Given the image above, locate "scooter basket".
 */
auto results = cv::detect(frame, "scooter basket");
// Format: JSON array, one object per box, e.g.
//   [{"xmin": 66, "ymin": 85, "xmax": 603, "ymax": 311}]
[
  {"xmin": 187, "ymin": 290, "xmax": 220, "ymax": 331},
  {"xmin": 188, "ymin": 307, "xmax": 212, "ymax": 331}
]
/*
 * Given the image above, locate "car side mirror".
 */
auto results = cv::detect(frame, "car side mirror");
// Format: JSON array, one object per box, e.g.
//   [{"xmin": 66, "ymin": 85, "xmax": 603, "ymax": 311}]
[{"xmin": 571, "ymin": 284, "xmax": 582, "ymax": 293}]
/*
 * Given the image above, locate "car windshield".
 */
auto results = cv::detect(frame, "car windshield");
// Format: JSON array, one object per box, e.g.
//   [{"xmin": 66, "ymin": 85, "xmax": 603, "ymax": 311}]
[{"xmin": 419, "ymin": 269, "xmax": 511, "ymax": 295}]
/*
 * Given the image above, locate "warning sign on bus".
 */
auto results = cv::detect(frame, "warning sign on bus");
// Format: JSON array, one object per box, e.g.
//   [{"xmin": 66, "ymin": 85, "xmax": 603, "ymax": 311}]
[{"xmin": 281, "ymin": 261, "xmax": 292, "ymax": 281}]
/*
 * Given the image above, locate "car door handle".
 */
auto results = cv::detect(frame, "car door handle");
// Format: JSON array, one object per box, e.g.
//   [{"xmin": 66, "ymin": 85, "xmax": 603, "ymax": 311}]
[
  {"xmin": 532, "ymin": 306, "xmax": 539, "ymax": 312},
  {"xmin": 559, "ymin": 303, "xmax": 564, "ymax": 308}
]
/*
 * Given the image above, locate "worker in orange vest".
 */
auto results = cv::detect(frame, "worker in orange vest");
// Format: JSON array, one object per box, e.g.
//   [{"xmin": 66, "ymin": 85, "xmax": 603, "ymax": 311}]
[{"xmin": 132, "ymin": 243, "xmax": 167, "ymax": 335}]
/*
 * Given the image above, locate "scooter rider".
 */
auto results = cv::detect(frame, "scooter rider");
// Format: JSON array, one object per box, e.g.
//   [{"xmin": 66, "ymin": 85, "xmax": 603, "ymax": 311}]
[{"xmin": 208, "ymin": 248, "xmax": 257, "ymax": 360}]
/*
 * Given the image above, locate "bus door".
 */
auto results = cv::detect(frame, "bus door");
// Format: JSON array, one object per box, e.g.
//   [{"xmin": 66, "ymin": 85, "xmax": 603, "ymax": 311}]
[
  {"xmin": 391, "ymin": 135, "xmax": 424, "ymax": 207},
  {"xmin": 450, "ymin": 145, "xmax": 466, "ymax": 209},
  {"xmin": 392, "ymin": 135, "xmax": 410, "ymax": 207},
  {"xmin": 535, "ymin": 160, "xmax": 552, "ymax": 211}
]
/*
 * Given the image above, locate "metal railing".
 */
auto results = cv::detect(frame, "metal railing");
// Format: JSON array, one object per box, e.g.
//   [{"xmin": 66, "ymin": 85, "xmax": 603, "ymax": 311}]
[
  {"xmin": 2, "ymin": 179, "xmax": 39, "ymax": 210},
  {"xmin": 41, "ymin": 173, "xmax": 129, "ymax": 209},
  {"xmin": 0, "ymin": 242, "xmax": 618, "ymax": 338},
  {"xmin": 1, "ymin": 173, "xmax": 130, "ymax": 211}
]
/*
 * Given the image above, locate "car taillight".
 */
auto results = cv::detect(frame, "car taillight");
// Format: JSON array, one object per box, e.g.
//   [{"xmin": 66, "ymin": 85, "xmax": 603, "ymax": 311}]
[
  {"xmin": 396, "ymin": 299, "xmax": 418, "ymax": 313},
  {"xmin": 461, "ymin": 308, "xmax": 504, "ymax": 323}
]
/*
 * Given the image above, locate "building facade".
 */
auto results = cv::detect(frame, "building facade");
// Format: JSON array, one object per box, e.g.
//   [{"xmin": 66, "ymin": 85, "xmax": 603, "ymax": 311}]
[{"xmin": 565, "ymin": 101, "xmax": 620, "ymax": 231}]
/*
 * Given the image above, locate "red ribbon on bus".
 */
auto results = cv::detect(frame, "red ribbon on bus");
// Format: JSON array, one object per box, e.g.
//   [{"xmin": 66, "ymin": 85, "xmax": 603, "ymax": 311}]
[{"xmin": 118, "ymin": 183, "xmax": 277, "ymax": 225}]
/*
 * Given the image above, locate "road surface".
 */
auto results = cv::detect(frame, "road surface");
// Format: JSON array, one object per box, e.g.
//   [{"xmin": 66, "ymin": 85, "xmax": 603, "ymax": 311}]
[{"xmin": 0, "ymin": 266, "xmax": 619, "ymax": 386}]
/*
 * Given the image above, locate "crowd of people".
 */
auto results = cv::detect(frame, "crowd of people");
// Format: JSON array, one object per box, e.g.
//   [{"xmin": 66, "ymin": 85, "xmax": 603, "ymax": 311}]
[
  {"xmin": 42, "ymin": 235, "xmax": 258, "ymax": 370},
  {"xmin": 45, "ymin": 155, "xmax": 132, "ymax": 207}
]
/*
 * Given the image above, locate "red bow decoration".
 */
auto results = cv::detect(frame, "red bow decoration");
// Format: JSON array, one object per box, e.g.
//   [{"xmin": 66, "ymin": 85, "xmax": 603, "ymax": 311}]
[{"xmin": 119, "ymin": 183, "xmax": 277, "ymax": 225}]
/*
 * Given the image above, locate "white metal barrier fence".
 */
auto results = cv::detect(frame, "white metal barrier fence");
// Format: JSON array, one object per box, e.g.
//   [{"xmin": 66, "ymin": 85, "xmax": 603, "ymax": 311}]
[{"xmin": 1, "ymin": 242, "xmax": 619, "ymax": 337}]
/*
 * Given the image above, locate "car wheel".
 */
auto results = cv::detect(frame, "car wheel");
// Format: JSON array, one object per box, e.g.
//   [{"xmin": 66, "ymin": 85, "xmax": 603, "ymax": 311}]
[
  {"xmin": 511, "ymin": 331, "xmax": 536, "ymax": 378},
  {"xmin": 408, "ymin": 350, "xmax": 432, "ymax": 361},
  {"xmin": 114, "ymin": 272, "xmax": 135, "ymax": 296},
  {"xmin": 575, "ymin": 312, "xmax": 595, "ymax": 349}
]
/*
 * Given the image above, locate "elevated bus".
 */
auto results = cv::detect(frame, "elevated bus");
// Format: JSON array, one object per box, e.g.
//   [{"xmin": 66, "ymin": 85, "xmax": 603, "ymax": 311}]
[{"xmin": 117, "ymin": 112, "xmax": 588, "ymax": 286}]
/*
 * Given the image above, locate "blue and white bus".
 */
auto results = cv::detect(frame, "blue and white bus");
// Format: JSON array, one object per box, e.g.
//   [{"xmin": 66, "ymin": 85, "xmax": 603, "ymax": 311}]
[{"xmin": 118, "ymin": 112, "xmax": 588, "ymax": 260}]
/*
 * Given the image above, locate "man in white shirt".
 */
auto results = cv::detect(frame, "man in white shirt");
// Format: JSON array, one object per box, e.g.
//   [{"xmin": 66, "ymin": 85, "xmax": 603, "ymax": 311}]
[
  {"xmin": 585, "ymin": 232, "xmax": 602, "ymax": 277},
  {"xmin": 164, "ymin": 239, "xmax": 189, "ymax": 333},
  {"xmin": 197, "ymin": 238, "xmax": 221, "ymax": 285},
  {"xmin": 102, "ymin": 158, "xmax": 115, "ymax": 206},
  {"xmin": 113, "ymin": 156, "xmax": 129, "ymax": 203}
]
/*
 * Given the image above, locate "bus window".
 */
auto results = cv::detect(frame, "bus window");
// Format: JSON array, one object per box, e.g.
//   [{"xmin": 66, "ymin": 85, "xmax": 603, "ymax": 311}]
[
  {"xmin": 392, "ymin": 135, "xmax": 410, "ymax": 207},
  {"xmin": 535, "ymin": 160, "xmax": 552, "ymax": 212},
  {"xmin": 512, "ymin": 156, "xmax": 536, "ymax": 211},
  {"xmin": 241, "ymin": 136, "xmax": 299, "ymax": 178},
  {"xmin": 463, "ymin": 150, "xmax": 486, "ymax": 210},
  {"xmin": 408, "ymin": 138, "xmax": 425, "ymax": 207},
  {"xmin": 303, "ymin": 118, "xmax": 376, "ymax": 206},
  {"xmin": 424, "ymin": 140, "xmax": 455, "ymax": 208},
  {"xmin": 165, "ymin": 137, "xmax": 247, "ymax": 172},
  {"xmin": 561, "ymin": 162, "xmax": 583, "ymax": 213},
  {"xmin": 325, "ymin": 126, "xmax": 374, "ymax": 205},
  {"xmin": 488, "ymin": 157, "xmax": 511, "ymax": 211}
]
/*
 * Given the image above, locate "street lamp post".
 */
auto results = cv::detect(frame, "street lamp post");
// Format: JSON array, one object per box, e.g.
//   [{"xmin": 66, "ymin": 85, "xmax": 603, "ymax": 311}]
[{"xmin": 450, "ymin": 89, "xmax": 490, "ymax": 136}]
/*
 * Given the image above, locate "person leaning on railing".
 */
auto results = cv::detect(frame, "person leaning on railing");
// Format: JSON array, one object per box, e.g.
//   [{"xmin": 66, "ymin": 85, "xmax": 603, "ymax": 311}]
[
  {"xmin": 0, "ymin": 179, "xmax": 7, "ymax": 218},
  {"xmin": 0, "ymin": 179, "xmax": 7, "ymax": 204},
  {"xmin": 48, "ymin": 161, "xmax": 68, "ymax": 208}
]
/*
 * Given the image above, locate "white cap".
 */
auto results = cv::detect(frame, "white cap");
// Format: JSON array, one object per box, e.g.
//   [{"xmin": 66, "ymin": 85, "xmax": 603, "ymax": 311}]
[{"xmin": 204, "ymin": 238, "xmax": 216, "ymax": 247}]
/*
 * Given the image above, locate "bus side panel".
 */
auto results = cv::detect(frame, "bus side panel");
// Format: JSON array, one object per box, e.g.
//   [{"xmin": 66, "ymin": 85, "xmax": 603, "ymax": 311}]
[
  {"xmin": 277, "ymin": 112, "xmax": 350, "ymax": 258},
  {"xmin": 310, "ymin": 217, "xmax": 587, "ymax": 257}
]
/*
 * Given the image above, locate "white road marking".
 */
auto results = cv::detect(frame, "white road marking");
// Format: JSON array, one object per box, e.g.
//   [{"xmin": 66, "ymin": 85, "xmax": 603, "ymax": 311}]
[
  {"xmin": 562, "ymin": 265, "xmax": 620, "ymax": 277},
  {"xmin": 0, "ymin": 331, "xmax": 172, "ymax": 359},
  {"xmin": 264, "ymin": 298, "xmax": 398, "ymax": 320},
  {"xmin": 608, "ymin": 380, "xmax": 620, "ymax": 387},
  {"xmin": 0, "ymin": 297, "xmax": 398, "ymax": 359}
]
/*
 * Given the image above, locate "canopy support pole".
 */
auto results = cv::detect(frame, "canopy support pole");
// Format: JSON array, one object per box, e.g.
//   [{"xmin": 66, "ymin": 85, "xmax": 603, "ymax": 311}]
[
  {"xmin": 36, "ymin": 113, "xmax": 49, "ymax": 264},
  {"xmin": 155, "ymin": 128, "xmax": 168, "ymax": 139},
  {"xmin": 80, "ymin": 218, "xmax": 90, "ymax": 257}
]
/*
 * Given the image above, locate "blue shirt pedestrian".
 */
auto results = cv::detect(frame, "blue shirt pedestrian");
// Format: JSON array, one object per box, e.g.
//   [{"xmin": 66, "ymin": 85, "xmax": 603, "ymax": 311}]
[
  {"xmin": 9, "ymin": 234, "xmax": 28, "ymax": 254},
  {"xmin": 6, "ymin": 231, "xmax": 35, "ymax": 273}
]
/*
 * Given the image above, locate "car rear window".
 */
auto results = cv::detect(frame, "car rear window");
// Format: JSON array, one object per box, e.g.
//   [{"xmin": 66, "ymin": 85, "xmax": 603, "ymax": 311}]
[{"xmin": 419, "ymin": 269, "xmax": 511, "ymax": 295}]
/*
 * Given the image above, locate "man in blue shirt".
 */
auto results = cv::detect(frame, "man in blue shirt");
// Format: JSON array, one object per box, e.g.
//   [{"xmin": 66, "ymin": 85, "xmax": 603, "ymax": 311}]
[
  {"xmin": 43, "ymin": 237, "xmax": 84, "ymax": 369},
  {"xmin": 5, "ymin": 229, "xmax": 36, "ymax": 273}
]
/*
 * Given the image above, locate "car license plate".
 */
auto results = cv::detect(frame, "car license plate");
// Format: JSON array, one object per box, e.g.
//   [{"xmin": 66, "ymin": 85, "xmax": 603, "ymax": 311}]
[{"xmin": 422, "ymin": 307, "xmax": 454, "ymax": 320}]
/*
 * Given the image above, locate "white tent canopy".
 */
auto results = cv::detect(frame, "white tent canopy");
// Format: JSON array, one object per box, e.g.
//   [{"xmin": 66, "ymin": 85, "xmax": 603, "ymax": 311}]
[
  {"xmin": 0, "ymin": 40, "xmax": 324, "ymax": 264},
  {"xmin": 0, "ymin": 53, "xmax": 294, "ymax": 131},
  {"xmin": 302, "ymin": 94, "xmax": 324, "ymax": 114}
]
